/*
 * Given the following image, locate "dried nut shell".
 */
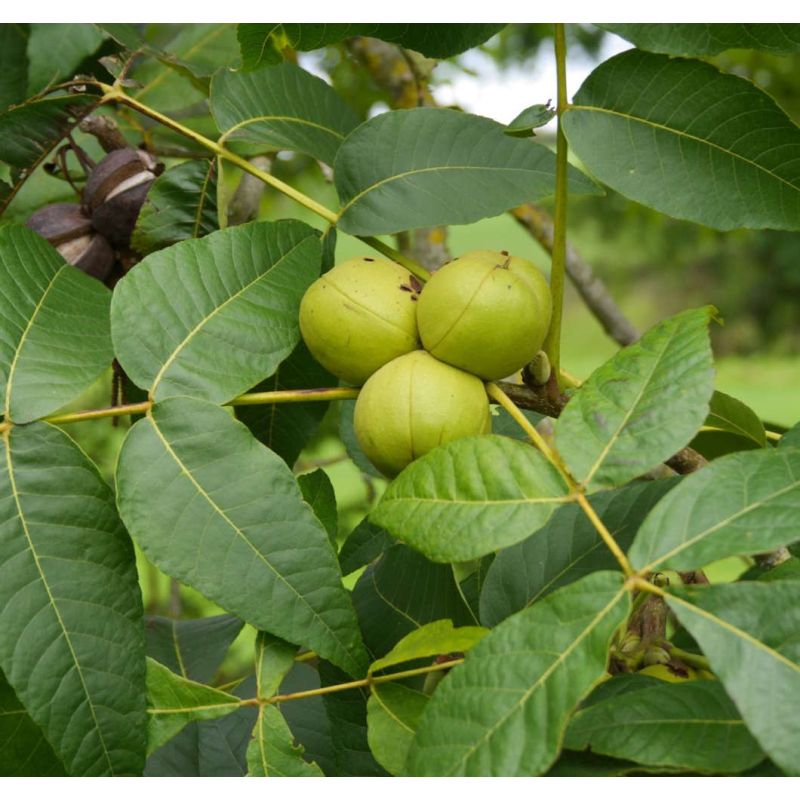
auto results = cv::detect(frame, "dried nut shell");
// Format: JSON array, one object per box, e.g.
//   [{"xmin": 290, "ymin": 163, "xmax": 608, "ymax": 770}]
[{"xmin": 26, "ymin": 203, "xmax": 92, "ymax": 245}]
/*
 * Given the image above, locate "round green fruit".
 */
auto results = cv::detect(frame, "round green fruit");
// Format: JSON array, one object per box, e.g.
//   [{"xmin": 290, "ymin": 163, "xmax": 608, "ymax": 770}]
[
  {"xmin": 299, "ymin": 257, "xmax": 421, "ymax": 385},
  {"xmin": 639, "ymin": 664, "xmax": 699, "ymax": 683},
  {"xmin": 417, "ymin": 250, "xmax": 552, "ymax": 380},
  {"xmin": 354, "ymin": 351, "xmax": 490, "ymax": 477}
]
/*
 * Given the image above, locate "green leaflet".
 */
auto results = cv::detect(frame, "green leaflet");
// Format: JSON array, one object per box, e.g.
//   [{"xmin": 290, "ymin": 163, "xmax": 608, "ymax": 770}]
[
  {"xmin": 116, "ymin": 397, "xmax": 367, "ymax": 677},
  {"xmin": 565, "ymin": 679, "xmax": 764, "ymax": 773},
  {"xmin": 111, "ymin": 219, "xmax": 321, "ymax": 404},
  {"xmin": 629, "ymin": 447, "xmax": 800, "ymax": 571},
  {"xmin": 0, "ymin": 224, "xmax": 113, "ymax": 423},
  {"xmin": 563, "ymin": 50, "xmax": 800, "ymax": 231},
  {"xmin": 146, "ymin": 658, "xmax": 241, "ymax": 754},
  {"xmin": 601, "ymin": 23, "xmax": 800, "ymax": 56},
  {"xmin": 555, "ymin": 307, "xmax": 715, "ymax": 489},
  {"xmin": 408, "ymin": 572, "xmax": 630, "ymax": 776},
  {"xmin": 371, "ymin": 435, "xmax": 569, "ymax": 563},
  {"xmin": 212, "ymin": 62, "xmax": 360, "ymax": 165},
  {"xmin": 667, "ymin": 582, "xmax": 800, "ymax": 775},
  {"xmin": 0, "ymin": 423, "xmax": 146, "ymax": 776},
  {"xmin": 335, "ymin": 107, "xmax": 600, "ymax": 236}
]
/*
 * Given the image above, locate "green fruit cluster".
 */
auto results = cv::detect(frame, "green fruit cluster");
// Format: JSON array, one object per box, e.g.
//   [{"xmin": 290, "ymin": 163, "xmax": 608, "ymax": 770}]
[{"xmin": 299, "ymin": 251, "xmax": 552, "ymax": 476}]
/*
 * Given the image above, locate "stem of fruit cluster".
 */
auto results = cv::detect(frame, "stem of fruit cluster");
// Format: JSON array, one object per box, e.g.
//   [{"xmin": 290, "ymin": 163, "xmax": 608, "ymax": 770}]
[
  {"xmin": 542, "ymin": 23, "xmax": 569, "ymax": 388},
  {"xmin": 97, "ymin": 84, "xmax": 431, "ymax": 281},
  {"xmin": 486, "ymin": 381, "xmax": 635, "ymax": 577}
]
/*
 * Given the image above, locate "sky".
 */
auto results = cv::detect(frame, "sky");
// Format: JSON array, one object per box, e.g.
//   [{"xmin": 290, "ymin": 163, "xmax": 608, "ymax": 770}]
[{"xmin": 300, "ymin": 30, "xmax": 631, "ymax": 132}]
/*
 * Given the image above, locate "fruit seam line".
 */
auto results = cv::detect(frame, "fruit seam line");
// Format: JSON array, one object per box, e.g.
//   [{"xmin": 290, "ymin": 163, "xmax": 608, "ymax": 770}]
[{"xmin": 97, "ymin": 84, "xmax": 432, "ymax": 283}]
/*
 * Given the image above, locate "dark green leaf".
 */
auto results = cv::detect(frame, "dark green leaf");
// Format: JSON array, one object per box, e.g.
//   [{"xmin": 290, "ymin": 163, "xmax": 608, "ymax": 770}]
[
  {"xmin": 279, "ymin": 663, "xmax": 336, "ymax": 775},
  {"xmin": 0, "ymin": 94, "xmax": 95, "ymax": 171},
  {"xmin": 667, "ymin": 582, "xmax": 800, "ymax": 775},
  {"xmin": 629, "ymin": 447, "xmax": 800, "ymax": 572},
  {"xmin": 212, "ymin": 63, "xmax": 360, "ymax": 165},
  {"xmin": 491, "ymin": 404, "xmax": 543, "ymax": 438},
  {"xmin": 546, "ymin": 751, "xmax": 660, "ymax": 776},
  {"xmin": 505, "ymin": 103, "xmax": 555, "ymax": 137},
  {"xmin": 780, "ymin": 422, "xmax": 800, "ymax": 449},
  {"xmin": 480, "ymin": 478, "xmax": 678, "ymax": 626},
  {"xmin": 298, "ymin": 469, "xmax": 337, "ymax": 544},
  {"xmin": 27, "ymin": 24, "xmax": 105, "ymax": 94},
  {"xmin": 0, "ymin": 24, "xmax": 28, "ymax": 111},
  {"xmin": 111, "ymin": 219, "xmax": 321, "ymax": 404},
  {"xmin": 565, "ymin": 678, "xmax": 764, "ymax": 773},
  {"xmin": 371, "ymin": 435, "xmax": 569, "ymax": 562},
  {"xmin": 367, "ymin": 683, "xmax": 428, "ymax": 775},
  {"xmin": 0, "ymin": 224, "xmax": 113, "ymax": 423},
  {"xmin": 146, "ymin": 658, "xmax": 241, "ymax": 754},
  {"xmin": 131, "ymin": 159, "xmax": 218, "ymax": 255},
  {"xmin": 145, "ymin": 615, "xmax": 244, "ymax": 684},
  {"xmin": 369, "ymin": 621, "xmax": 487, "ymax": 675},
  {"xmin": 353, "ymin": 545, "xmax": 475, "ymax": 658},
  {"xmin": 238, "ymin": 23, "xmax": 506, "ymax": 65},
  {"xmin": 338, "ymin": 518, "xmax": 392, "ymax": 576},
  {"xmin": 0, "ymin": 668, "xmax": 65, "ymax": 776},
  {"xmin": 691, "ymin": 390, "xmax": 767, "ymax": 460},
  {"xmin": 601, "ymin": 23, "xmax": 800, "ymax": 56},
  {"xmin": 236, "ymin": 341, "xmax": 336, "ymax": 468},
  {"xmin": 0, "ymin": 423, "xmax": 146, "ymax": 776},
  {"xmin": 116, "ymin": 397, "xmax": 367, "ymax": 677},
  {"xmin": 563, "ymin": 50, "xmax": 800, "ymax": 231},
  {"xmin": 408, "ymin": 572, "xmax": 629, "ymax": 776},
  {"xmin": 555, "ymin": 307, "xmax": 715, "ymax": 489},
  {"xmin": 319, "ymin": 661, "xmax": 388, "ymax": 776},
  {"xmin": 757, "ymin": 558, "xmax": 800, "ymax": 583},
  {"xmin": 335, "ymin": 107, "xmax": 600, "ymax": 236}
]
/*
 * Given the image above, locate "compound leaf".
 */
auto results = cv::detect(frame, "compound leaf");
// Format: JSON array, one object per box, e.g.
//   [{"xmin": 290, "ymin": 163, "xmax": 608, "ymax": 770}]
[
  {"xmin": 111, "ymin": 219, "xmax": 321, "ymax": 404},
  {"xmin": 555, "ymin": 307, "xmax": 715, "ymax": 489},
  {"xmin": 335, "ymin": 107, "xmax": 600, "ymax": 236},
  {"xmin": 371, "ymin": 435, "xmax": 569, "ymax": 563},
  {"xmin": 629, "ymin": 447, "xmax": 800, "ymax": 572},
  {"xmin": 666, "ymin": 581, "xmax": 800, "ymax": 775},
  {"xmin": 0, "ymin": 423, "xmax": 146, "ymax": 776},
  {"xmin": 0, "ymin": 224, "xmax": 113, "ymax": 423},
  {"xmin": 0, "ymin": 23, "xmax": 29, "ymax": 111},
  {"xmin": 408, "ymin": 572, "xmax": 629, "ymax": 776},
  {"xmin": 116, "ymin": 396, "xmax": 367, "ymax": 677},
  {"xmin": 563, "ymin": 49, "xmax": 800, "ymax": 231}
]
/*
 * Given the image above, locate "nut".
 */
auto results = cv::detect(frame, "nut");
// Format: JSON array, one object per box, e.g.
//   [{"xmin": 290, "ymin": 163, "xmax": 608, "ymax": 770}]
[
  {"xmin": 300, "ymin": 257, "xmax": 421, "ymax": 385},
  {"xmin": 83, "ymin": 148, "xmax": 158, "ymax": 247},
  {"xmin": 26, "ymin": 203, "xmax": 114, "ymax": 282},
  {"xmin": 417, "ymin": 250, "xmax": 552, "ymax": 380}
]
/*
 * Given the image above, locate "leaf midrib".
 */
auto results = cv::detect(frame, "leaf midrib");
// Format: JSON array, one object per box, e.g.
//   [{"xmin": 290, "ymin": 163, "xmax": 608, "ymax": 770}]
[
  {"xmin": 149, "ymin": 234, "xmax": 311, "ymax": 397},
  {"xmin": 146, "ymin": 413, "xmax": 358, "ymax": 674},
  {"xmin": 448, "ymin": 587, "xmax": 626, "ymax": 775},
  {"xmin": 566, "ymin": 104, "xmax": 800, "ymax": 196}
]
